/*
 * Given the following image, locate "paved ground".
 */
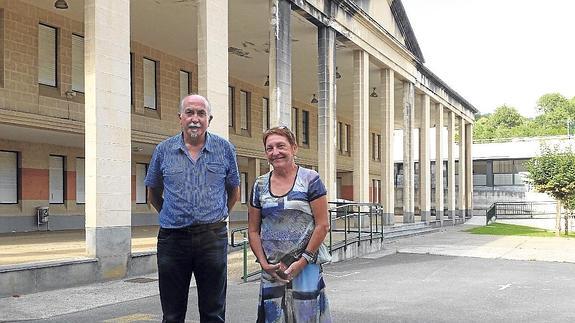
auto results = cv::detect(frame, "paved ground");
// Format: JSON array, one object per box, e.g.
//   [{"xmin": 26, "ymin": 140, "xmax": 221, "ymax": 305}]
[{"xmin": 2, "ymin": 224, "xmax": 575, "ymax": 322}]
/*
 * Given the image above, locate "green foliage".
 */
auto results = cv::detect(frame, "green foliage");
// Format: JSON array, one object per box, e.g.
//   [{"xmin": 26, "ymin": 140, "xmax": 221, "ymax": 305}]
[
  {"xmin": 466, "ymin": 223, "xmax": 558, "ymax": 237},
  {"xmin": 489, "ymin": 105, "xmax": 526, "ymax": 128},
  {"xmin": 526, "ymin": 146, "xmax": 575, "ymax": 208},
  {"xmin": 474, "ymin": 93, "xmax": 575, "ymax": 140}
]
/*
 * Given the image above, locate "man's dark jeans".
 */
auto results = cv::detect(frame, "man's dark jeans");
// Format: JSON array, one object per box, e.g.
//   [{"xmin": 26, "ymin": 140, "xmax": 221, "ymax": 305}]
[{"xmin": 157, "ymin": 223, "xmax": 228, "ymax": 323}]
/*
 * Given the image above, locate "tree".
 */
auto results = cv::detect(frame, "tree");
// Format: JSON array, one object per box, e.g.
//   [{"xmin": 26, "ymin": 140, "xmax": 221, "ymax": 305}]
[
  {"xmin": 535, "ymin": 93, "xmax": 575, "ymax": 130},
  {"xmin": 525, "ymin": 146, "xmax": 575, "ymax": 235},
  {"xmin": 489, "ymin": 105, "xmax": 526, "ymax": 129}
]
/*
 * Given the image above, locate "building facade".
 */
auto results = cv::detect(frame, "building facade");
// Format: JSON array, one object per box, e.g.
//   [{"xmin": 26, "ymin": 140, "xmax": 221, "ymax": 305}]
[{"xmin": 0, "ymin": 0, "xmax": 475, "ymax": 279}]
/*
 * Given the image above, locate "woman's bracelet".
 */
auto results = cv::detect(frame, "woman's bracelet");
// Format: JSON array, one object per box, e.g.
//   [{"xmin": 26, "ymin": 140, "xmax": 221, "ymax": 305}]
[{"xmin": 301, "ymin": 250, "xmax": 317, "ymax": 264}]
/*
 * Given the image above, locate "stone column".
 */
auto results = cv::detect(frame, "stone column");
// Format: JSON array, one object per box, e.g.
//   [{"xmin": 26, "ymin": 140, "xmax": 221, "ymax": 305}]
[
  {"xmin": 402, "ymin": 82, "xmax": 415, "ymax": 223},
  {"xmin": 447, "ymin": 111, "xmax": 456, "ymax": 222},
  {"xmin": 198, "ymin": 0, "xmax": 228, "ymax": 138},
  {"xmin": 419, "ymin": 95, "xmax": 431, "ymax": 223},
  {"xmin": 84, "ymin": 0, "xmax": 131, "ymax": 279},
  {"xmin": 248, "ymin": 158, "xmax": 261, "ymax": 198},
  {"xmin": 458, "ymin": 117, "xmax": 466, "ymax": 219},
  {"xmin": 269, "ymin": 0, "xmax": 291, "ymax": 127},
  {"xmin": 317, "ymin": 26, "xmax": 337, "ymax": 201},
  {"xmin": 465, "ymin": 122, "xmax": 473, "ymax": 218},
  {"xmin": 381, "ymin": 69, "xmax": 395, "ymax": 225},
  {"xmin": 434, "ymin": 103, "xmax": 444, "ymax": 224},
  {"xmin": 352, "ymin": 50, "xmax": 370, "ymax": 202}
]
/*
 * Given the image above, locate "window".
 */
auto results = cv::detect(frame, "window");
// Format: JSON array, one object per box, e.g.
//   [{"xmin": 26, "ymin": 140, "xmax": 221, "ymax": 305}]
[
  {"xmin": 376, "ymin": 134, "xmax": 381, "ymax": 161},
  {"xmin": 38, "ymin": 24, "xmax": 57, "ymax": 87},
  {"xmin": 337, "ymin": 122, "xmax": 343, "ymax": 152},
  {"xmin": 0, "ymin": 151, "xmax": 18, "ymax": 204},
  {"xmin": 292, "ymin": 107, "xmax": 299, "ymax": 142},
  {"xmin": 71, "ymin": 34, "xmax": 84, "ymax": 92},
  {"xmin": 240, "ymin": 172, "xmax": 248, "ymax": 204},
  {"xmin": 344, "ymin": 124, "xmax": 350, "ymax": 154},
  {"xmin": 240, "ymin": 90, "xmax": 250, "ymax": 131},
  {"xmin": 336, "ymin": 177, "xmax": 342, "ymax": 199},
  {"xmin": 49, "ymin": 155, "xmax": 65, "ymax": 204},
  {"xmin": 371, "ymin": 133, "xmax": 376, "ymax": 160},
  {"xmin": 76, "ymin": 158, "xmax": 85, "ymax": 204},
  {"xmin": 302, "ymin": 110, "xmax": 309, "ymax": 145},
  {"xmin": 262, "ymin": 97, "xmax": 270, "ymax": 131},
  {"xmin": 473, "ymin": 160, "xmax": 487, "ymax": 186},
  {"xmin": 136, "ymin": 163, "xmax": 147, "ymax": 204},
  {"xmin": 372, "ymin": 179, "xmax": 381, "ymax": 203},
  {"xmin": 179, "ymin": 70, "xmax": 191, "ymax": 101},
  {"xmin": 228, "ymin": 86, "xmax": 235, "ymax": 128},
  {"xmin": 493, "ymin": 160, "xmax": 513, "ymax": 186},
  {"xmin": 143, "ymin": 58, "xmax": 157, "ymax": 109}
]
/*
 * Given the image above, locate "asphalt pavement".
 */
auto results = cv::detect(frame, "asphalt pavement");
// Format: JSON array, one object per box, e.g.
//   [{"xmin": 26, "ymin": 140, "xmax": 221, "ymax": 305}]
[{"xmin": 2, "ymin": 224, "xmax": 575, "ymax": 322}]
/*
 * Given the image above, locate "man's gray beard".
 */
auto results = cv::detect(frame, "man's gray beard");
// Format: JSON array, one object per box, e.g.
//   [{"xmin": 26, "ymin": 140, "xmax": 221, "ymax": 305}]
[{"xmin": 186, "ymin": 126, "xmax": 200, "ymax": 139}]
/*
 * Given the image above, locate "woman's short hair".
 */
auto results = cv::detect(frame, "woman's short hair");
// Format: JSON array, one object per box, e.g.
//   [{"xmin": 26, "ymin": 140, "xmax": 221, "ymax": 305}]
[{"xmin": 263, "ymin": 126, "xmax": 297, "ymax": 147}]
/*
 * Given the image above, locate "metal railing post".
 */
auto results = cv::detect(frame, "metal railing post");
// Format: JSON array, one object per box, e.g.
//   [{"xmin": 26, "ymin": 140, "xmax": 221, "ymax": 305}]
[
  {"xmin": 369, "ymin": 204, "xmax": 373, "ymax": 243},
  {"xmin": 344, "ymin": 205, "xmax": 348, "ymax": 251},
  {"xmin": 242, "ymin": 231, "xmax": 248, "ymax": 283}
]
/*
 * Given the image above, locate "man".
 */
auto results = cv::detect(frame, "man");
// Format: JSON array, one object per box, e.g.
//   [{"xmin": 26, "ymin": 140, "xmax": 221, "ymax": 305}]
[{"xmin": 145, "ymin": 94, "xmax": 240, "ymax": 323}]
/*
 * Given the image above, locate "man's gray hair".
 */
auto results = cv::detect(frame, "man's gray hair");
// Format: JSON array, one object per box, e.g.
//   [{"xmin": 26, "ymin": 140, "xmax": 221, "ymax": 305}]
[{"xmin": 180, "ymin": 94, "xmax": 212, "ymax": 116}]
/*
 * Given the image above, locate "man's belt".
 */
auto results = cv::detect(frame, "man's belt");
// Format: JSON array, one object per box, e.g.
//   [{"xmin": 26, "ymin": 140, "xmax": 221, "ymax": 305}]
[{"xmin": 174, "ymin": 221, "xmax": 226, "ymax": 233}]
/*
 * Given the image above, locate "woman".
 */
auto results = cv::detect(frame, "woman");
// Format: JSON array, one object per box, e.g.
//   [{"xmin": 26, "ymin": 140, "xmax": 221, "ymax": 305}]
[{"xmin": 248, "ymin": 126, "xmax": 332, "ymax": 323}]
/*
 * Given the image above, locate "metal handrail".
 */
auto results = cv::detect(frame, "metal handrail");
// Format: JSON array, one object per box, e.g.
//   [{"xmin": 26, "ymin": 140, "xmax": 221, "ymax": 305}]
[
  {"xmin": 229, "ymin": 226, "xmax": 260, "ymax": 282},
  {"xmin": 486, "ymin": 201, "xmax": 557, "ymax": 225},
  {"xmin": 232, "ymin": 201, "xmax": 384, "ymax": 282},
  {"xmin": 328, "ymin": 202, "xmax": 384, "ymax": 253}
]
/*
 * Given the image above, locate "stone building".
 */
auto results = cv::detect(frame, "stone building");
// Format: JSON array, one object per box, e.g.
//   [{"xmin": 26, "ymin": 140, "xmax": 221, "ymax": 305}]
[{"xmin": 0, "ymin": 0, "xmax": 476, "ymax": 285}]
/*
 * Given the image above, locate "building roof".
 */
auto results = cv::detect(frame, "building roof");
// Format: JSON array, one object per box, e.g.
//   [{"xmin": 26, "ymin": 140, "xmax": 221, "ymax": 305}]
[{"xmin": 390, "ymin": 0, "xmax": 425, "ymax": 62}]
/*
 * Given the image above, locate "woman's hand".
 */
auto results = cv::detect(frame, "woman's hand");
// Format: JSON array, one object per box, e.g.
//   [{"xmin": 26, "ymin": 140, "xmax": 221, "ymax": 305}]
[
  {"xmin": 261, "ymin": 262, "xmax": 290, "ymax": 283},
  {"xmin": 283, "ymin": 257, "xmax": 308, "ymax": 280}
]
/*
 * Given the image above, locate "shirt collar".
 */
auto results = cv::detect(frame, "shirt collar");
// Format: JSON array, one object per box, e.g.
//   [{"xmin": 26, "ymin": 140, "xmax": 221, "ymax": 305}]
[{"xmin": 172, "ymin": 132, "xmax": 213, "ymax": 152}]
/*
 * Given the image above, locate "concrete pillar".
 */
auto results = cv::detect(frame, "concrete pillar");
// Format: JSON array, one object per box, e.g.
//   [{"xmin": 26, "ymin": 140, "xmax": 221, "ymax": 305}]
[
  {"xmin": 84, "ymin": 0, "xmax": 131, "ymax": 279},
  {"xmin": 402, "ymin": 82, "xmax": 415, "ymax": 223},
  {"xmin": 458, "ymin": 117, "xmax": 466, "ymax": 219},
  {"xmin": 317, "ymin": 26, "xmax": 337, "ymax": 202},
  {"xmin": 434, "ymin": 103, "xmax": 444, "ymax": 224},
  {"xmin": 465, "ymin": 122, "xmax": 473, "ymax": 218},
  {"xmin": 269, "ymin": 0, "xmax": 291, "ymax": 127},
  {"xmin": 198, "ymin": 0, "xmax": 228, "ymax": 138},
  {"xmin": 381, "ymin": 69, "xmax": 395, "ymax": 225},
  {"xmin": 447, "ymin": 111, "xmax": 456, "ymax": 221},
  {"xmin": 352, "ymin": 50, "xmax": 370, "ymax": 202},
  {"xmin": 248, "ymin": 158, "xmax": 261, "ymax": 195},
  {"xmin": 419, "ymin": 95, "xmax": 431, "ymax": 223}
]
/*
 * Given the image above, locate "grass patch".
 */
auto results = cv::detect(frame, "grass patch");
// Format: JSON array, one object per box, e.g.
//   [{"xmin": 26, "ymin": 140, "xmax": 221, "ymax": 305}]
[{"xmin": 466, "ymin": 223, "xmax": 562, "ymax": 237}]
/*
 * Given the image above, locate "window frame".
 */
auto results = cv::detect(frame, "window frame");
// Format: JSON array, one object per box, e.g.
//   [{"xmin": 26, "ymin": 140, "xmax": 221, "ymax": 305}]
[
  {"xmin": 143, "ymin": 57, "xmax": 158, "ymax": 110},
  {"xmin": 302, "ymin": 110, "xmax": 309, "ymax": 146},
  {"xmin": 228, "ymin": 86, "xmax": 235, "ymax": 129},
  {"xmin": 49, "ymin": 155, "xmax": 66, "ymax": 205},
  {"xmin": 240, "ymin": 90, "xmax": 250, "ymax": 132},
  {"xmin": 71, "ymin": 33, "xmax": 84, "ymax": 93},
  {"xmin": 38, "ymin": 23, "xmax": 58, "ymax": 88},
  {"xmin": 291, "ymin": 107, "xmax": 299, "ymax": 143},
  {"xmin": 179, "ymin": 70, "xmax": 192, "ymax": 102},
  {"xmin": 262, "ymin": 97, "xmax": 270, "ymax": 131},
  {"xmin": 0, "ymin": 150, "xmax": 19, "ymax": 205}
]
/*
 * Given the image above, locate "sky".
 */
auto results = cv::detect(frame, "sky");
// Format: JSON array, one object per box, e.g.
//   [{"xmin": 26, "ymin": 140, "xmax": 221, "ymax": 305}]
[{"xmin": 401, "ymin": 0, "xmax": 575, "ymax": 118}]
